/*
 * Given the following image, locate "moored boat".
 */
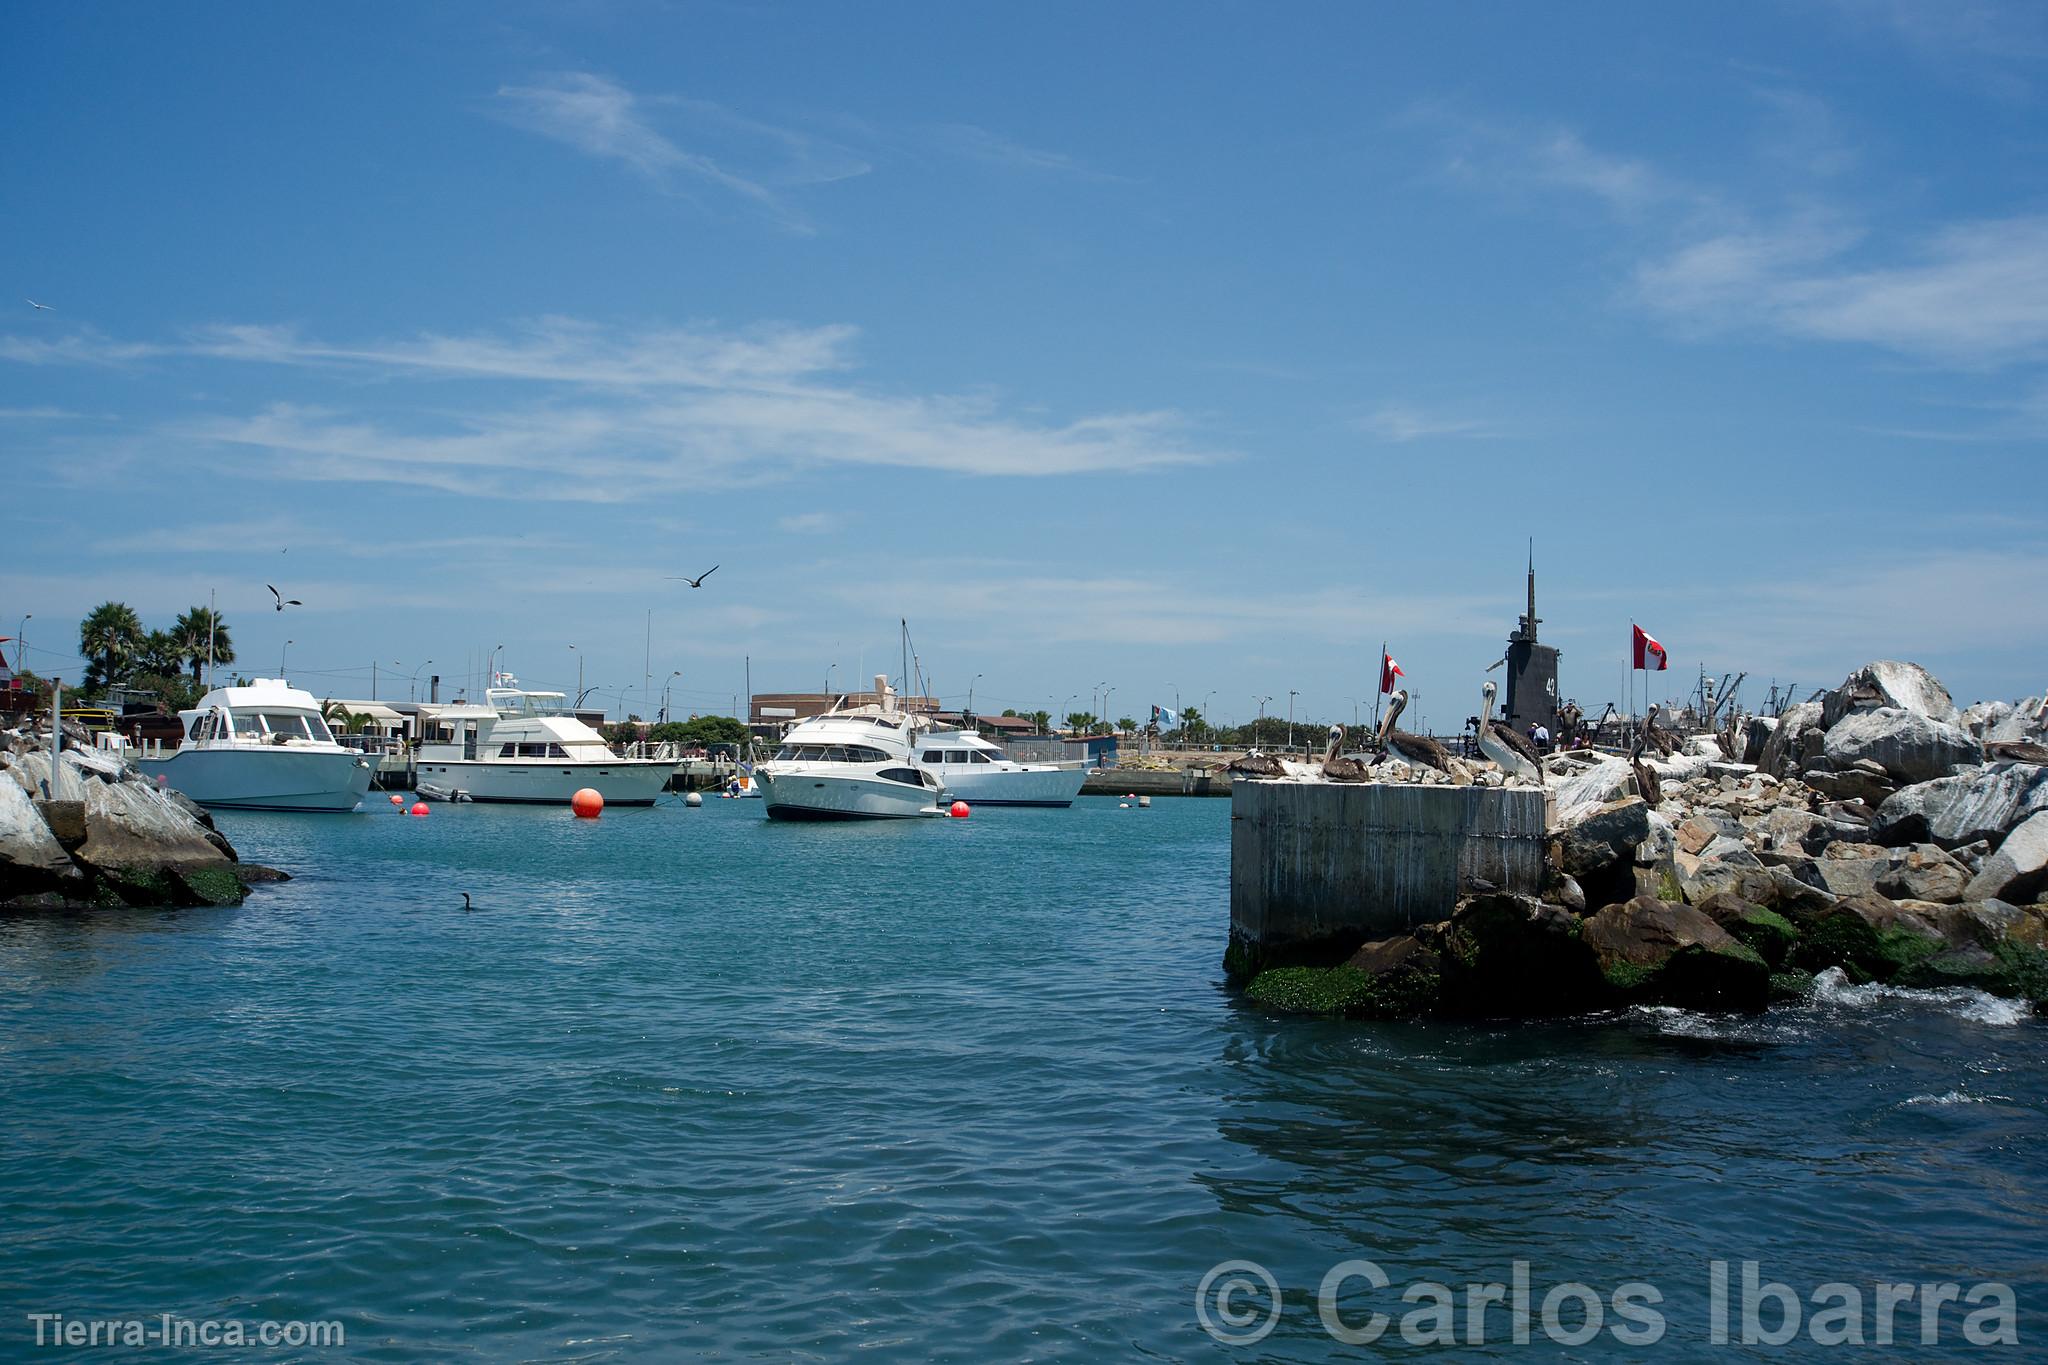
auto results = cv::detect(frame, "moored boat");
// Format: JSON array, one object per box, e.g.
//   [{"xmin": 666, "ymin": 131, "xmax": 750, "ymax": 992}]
[
  {"xmin": 132, "ymin": 678, "xmax": 376, "ymax": 812},
  {"xmin": 753, "ymin": 676, "xmax": 946, "ymax": 820},
  {"xmin": 914, "ymin": 727, "xmax": 1087, "ymax": 806},
  {"xmin": 413, "ymin": 687, "xmax": 672, "ymax": 805}
]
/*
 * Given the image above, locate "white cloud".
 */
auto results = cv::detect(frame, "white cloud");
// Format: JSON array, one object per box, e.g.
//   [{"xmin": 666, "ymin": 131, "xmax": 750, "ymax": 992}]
[
  {"xmin": 5, "ymin": 317, "xmax": 1223, "ymax": 497},
  {"xmin": 928, "ymin": 123, "xmax": 1121, "ymax": 180},
  {"xmin": 1356, "ymin": 404, "xmax": 1503, "ymax": 443},
  {"xmin": 776, "ymin": 511, "xmax": 835, "ymax": 533}
]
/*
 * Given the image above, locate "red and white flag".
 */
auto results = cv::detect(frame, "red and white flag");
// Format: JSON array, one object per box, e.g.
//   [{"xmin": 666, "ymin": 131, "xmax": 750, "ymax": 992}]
[
  {"xmin": 1631, "ymin": 624, "xmax": 1667, "ymax": 672},
  {"xmin": 1380, "ymin": 652, "xmax": 1404, "ymax": 694}
]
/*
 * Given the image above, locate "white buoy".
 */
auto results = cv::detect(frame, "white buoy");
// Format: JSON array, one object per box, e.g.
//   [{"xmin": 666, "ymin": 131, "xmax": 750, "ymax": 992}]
[
  {"xmin": 1119, "ymin": 801, "xmax": 1130, "ymax": 808},
  {"xmin": 685, "ymin": 791, "xmax": 704, "ymax": 807},
  {"xmin": 1138, "ymin": 795, "xmax": 1151, "ymax": 807}
]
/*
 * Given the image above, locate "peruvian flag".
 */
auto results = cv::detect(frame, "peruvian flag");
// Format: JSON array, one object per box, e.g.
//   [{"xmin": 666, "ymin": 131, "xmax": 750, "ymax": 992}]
[
  {"xmin": 1379, "ymin": 651, "xmax": 1404, "ymax": 694},
  {"xmin": 1632, "ymin": 624, "xmax": 1667, "ymax": 672}
]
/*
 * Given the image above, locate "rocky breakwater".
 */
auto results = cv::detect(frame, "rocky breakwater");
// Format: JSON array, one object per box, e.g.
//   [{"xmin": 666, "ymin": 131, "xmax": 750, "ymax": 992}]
[
  {"xmin": 0, "ymin": 728, "xmax": 287, "ymax": 910},
  {"xmin": 1237, "ymin": 661, "xmax": 2048, "ymax": 1020}
]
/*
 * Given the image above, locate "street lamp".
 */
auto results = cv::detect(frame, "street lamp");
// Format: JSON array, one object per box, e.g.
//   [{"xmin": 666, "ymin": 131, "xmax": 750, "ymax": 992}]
[
  {"xmin": 14, "ymin": 614, "xmax": 28, "ymax": 673},
  {"xmin": 1255, "ymin": 695, "xmax": 1271, "ymax": 746},
  {"xmin": 1102, "ymin": 685, "xmax": 1115, "ymax": 735},
  {"xmin": 1288, "ymin": 690, "xmax": 1298, "ymax": 754},
  {"xmin": 967, "ymin": 673, "xmax": 982, "ymax": 716},
  {"xmin": 281, "ymin": 639, "xmax": 294, "ymax": 677},
  {"xmin": 662, "ymin": 670, "xmax": 681, "ymax": 723},
  {"xmin": 567, "ymin": 645, "xmax": 583, "ymax": 706},
  {"xmin": 410, "ymin": 659, "xmax": 434, "ymax": 702}
]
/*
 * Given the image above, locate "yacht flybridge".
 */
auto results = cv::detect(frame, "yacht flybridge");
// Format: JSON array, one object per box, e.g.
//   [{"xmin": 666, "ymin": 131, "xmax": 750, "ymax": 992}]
[
  {"xmin": 131, "ymin": 678, "xmax": 376, "ymax": 811},
  {"xmin": 753, "ymin": 675, "xmax": 947, "ymax": 820},
  {"xmin": 413, "ymin": 687, "xmax": 672, "ymax": 806}
]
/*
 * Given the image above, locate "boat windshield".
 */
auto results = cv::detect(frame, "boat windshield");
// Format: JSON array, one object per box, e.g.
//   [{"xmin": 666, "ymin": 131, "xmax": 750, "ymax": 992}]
[
  {"xmin": 226, "ymin": 711, "xmax": 334, "ymax": 742},
  {"xmin": 489, "ymin": 690, "xmax": 569, "ymax": 718},
  {"xmin": 774, "ymin": 743, "xmax": 892, "ymax": 763}
]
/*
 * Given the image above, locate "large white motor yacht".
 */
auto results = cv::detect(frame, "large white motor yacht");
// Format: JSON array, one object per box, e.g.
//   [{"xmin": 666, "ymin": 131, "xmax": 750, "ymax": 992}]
[
  {"xmin": 413, "ymin": 687, "xmax": 673, "ymax": 806},
  {"xmin": 132, "ymin": 678, "xmax": 376, "ymax": 812},
  {"xmin": 753, "ymin": 677, "xmax": 947, "ymax": 820},
  {"xmin": 915, "ymin": 727, "xmax": 1087, "ymax": 807}
]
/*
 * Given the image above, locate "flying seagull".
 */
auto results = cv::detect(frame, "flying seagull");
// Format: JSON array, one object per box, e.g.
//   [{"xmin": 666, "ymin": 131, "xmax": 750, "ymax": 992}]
[
  {"xmin": 666, "ymin": 564, "xmax": 720, "ymax": 588},
  {"xmin": 25, "ymin": 299, "xmax": 52, "ymax": 311},
  {"xmin": 267, "ymin": 584, "xmax": 302, "ymax": 612}
]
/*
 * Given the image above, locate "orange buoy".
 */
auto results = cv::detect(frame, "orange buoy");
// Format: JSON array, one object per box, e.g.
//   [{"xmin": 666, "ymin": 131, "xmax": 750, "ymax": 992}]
[
  {"xmin": 571, "ymin": 787, "xmax": 604, "ymax": 818},
  {"xmin": 949, "ymin": 800, "xmax": 971, "ymax": 818},
  {"xmin": 409, "ymin": 802, "xmax": 429, "ymax": 817},
  {"xmin": 389, "ymin": 793, "xmax": 404, "ymax": 806}
]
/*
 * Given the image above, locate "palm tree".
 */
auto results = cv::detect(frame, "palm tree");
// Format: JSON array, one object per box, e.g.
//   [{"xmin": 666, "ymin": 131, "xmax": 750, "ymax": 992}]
[
  {"xmin": 1180, "ymin": 705, "xmax": 1204, "ymax": 742},
  {"xmin": 172, "ymin": 605, "xmax": 232, "ymax": 682},
  {"xmin": 135, "ymin": 629, "xmax": 185, "ymax": 678},
  {"xmin": 1065, "ymin": 711, "xmax": 1095, "ymax": 735},
  {"xmin": 1029, "ymin": 709, "xmax": 1051, "ymax": 734},
  {"xmin": 78, "ymin": 601, "xmax": 144, "ymax": 691},
  {"xmin": 1117, "ymin": 716, "xmax": 1136, "ymax": 737},
  {"xmin": 320, "ymin": 698, "xmax": 369, "ymax": 735}
]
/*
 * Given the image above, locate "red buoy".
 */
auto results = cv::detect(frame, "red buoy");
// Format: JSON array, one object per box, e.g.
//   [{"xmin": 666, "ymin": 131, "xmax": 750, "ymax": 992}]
[
  {"xmin": 949, "ymin": 800, "xmax": 971, "ymax": 818},
  {"xmin": 409, "ymin": 802, "xmax": 429, "ymax": 817},
  {"xmin": 389, "ymin": 793, "xmax": 404, "ymax": 806},
  {"xmin": 571, "ymin": 787, "xmax": 604, "ymax": 818}
]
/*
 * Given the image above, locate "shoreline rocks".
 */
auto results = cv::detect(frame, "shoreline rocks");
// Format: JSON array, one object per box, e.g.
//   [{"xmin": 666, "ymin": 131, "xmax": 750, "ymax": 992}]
[
  {"xmin": 2, "ymin": 730, "xmax": 286, "ymax": 911},
  {"xmin": 1235, "ymin": 659, "xmax": 2048, "ymax": 1021}
]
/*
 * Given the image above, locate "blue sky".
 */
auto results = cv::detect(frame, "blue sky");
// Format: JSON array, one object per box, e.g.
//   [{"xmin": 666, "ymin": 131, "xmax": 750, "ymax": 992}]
[{"xmin": 4, "ymin": 2, "xmax": 2045, "ymax": 728}]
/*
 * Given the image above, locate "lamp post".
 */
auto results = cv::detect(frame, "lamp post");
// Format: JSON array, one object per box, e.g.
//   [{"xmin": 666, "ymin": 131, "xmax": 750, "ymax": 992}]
[
  {"xmin": 662, "ymin": 670, "xmax": 681, "ymax": 723},
  {"xmin": 967, "ymin": 673, "xmax": 982, "ymax": 716},
  {"xmin": 1255, "ymin": 695, "xmax": 1271, "ymax": 747},
  {"xmin": 1102, "ymin": 686, "xmax": 1115, "ymax": 735},
  {"xmin": 14, "ymin": 614, "xmax": 28, "ymax": 674},
  {"xmin": 280, "ymin": 639, "xmax": 293, "ymax": 677},
  {"xmin": 410, "ymin": 659, "xmax": 434, "ymax": 703},
  {"xmin": 1064, "ymin": 694, "xmax": 1077, "ymax": 735},
  {"xmin": 1288, "ymin": 690, "xmax": 1298, "ymax": 755},
  {"xmin": 567, "ymin": 645, "xmax": 582, "ymax": 706}
]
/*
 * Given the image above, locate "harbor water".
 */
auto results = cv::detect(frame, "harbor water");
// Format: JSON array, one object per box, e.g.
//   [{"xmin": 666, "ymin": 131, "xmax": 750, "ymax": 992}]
[{"xmin": 3, "ymin": 796, "xmax": 2045, "ymax": 1359}]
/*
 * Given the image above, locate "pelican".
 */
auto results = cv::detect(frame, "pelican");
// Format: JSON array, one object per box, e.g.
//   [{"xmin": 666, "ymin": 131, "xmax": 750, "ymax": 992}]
[
  {"xmin": 1320, "ymin": 724, "xmax": 1372, "ymax": 782},
  {"xmin": 1477, "ymin": 681, "xmax": 1541, "ymax": 783},
  {"xmin": 1226, "ymin": 749, "xmax": 1288, "ymax": 779},
  {"xmin": 267, "ymin": 584, "xmax": 302, "ymax": 612},
  {"xmin": 1376, "ymin": 690, "xmax": 1452, "ymax": 774},
  {"xmin": 665, "ymin": 564, "xmax": 719, "ymax": 588},
  {"xmin": 1641, "ymin": 704, "xmax": 1680, "ymax": 757},
  {"xmin": 1630, "ymin": 734, "xmax": 1663, "ymax": 806}
]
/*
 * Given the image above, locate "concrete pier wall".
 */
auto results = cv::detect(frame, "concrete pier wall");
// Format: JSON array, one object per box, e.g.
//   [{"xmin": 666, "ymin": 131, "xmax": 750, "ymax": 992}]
[{"xmin": 1228, "ymin": 781, "xmax": 1548, "ymax": 976}]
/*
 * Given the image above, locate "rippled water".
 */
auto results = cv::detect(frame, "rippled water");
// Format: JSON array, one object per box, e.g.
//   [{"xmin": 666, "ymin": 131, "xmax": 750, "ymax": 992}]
[{"xmin": 3, "ymin": 796, "xmax": 2045, "ymax": 1359}]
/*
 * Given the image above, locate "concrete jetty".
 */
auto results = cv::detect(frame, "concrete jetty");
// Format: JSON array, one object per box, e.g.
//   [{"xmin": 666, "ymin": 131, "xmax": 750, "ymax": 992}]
[{"xmin": 1227, "ymin": 780, "xmax": 1547, "ymax": 977}]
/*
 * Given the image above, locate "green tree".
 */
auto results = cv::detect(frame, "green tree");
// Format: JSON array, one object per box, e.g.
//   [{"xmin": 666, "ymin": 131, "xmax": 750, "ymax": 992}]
[
  {"xmin": 1179, "ymin": 706, "xmax": 1205, "ymax": 743},
  {"xmin": 320, "ymin": 699, "xmax": 370, "ymax": 734},
  {"xmin": 1000, "ymin": 708, "xmax": 1019, "ymax": 718},
  {"xmin": 135, "ymin": 629, "xmax": 185, "ymax": 678},
  {"xmin": 78, "ymin": 601, "xmax": 144, "ymax": 692},
  {"xmin": 1065, "ymin": 711, "xmax": 1095, "ymax": 734},
  {"xmin": 172, "ymin": 605, "xmax": 233, "ymax": 682},
  {"xmin": 1117, "ymin": 716, "xmax": 1136, "ymax": 736},
  {"xmin": 1029, "ymin": 710, "xmax": 1051, "ymax": 733}
]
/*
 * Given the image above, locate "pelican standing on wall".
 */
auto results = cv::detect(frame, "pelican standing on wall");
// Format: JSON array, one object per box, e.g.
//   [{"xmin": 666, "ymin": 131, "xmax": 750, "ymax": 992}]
[
  {"xmin": 1376, "ymin": 690, "xmax": 1452, "ymax": 774},
  {"xmin": 1477, "ymin": 680, "xmax": 1542, "ymax": 783}
]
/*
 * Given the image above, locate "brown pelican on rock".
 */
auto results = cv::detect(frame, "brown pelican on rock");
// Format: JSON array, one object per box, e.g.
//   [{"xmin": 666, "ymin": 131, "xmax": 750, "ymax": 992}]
[
  {"xmin": 1321, "ymin": 724, "xmax": 1372, "ymax": 781},
  {"xmin": 1376, "ymin": 690, "xmax": 1452, "ymax": 774},
  {"xmin": 1477, "ymin": 681, "xmax": 1542, "ymax": 783},
  {"xmin": 1640, "ymin": 704, "xmax": 1680, "ymax": 758},
  {"xmin": 1227, "ymin": 749, "xmax": 1288, "ymax": 779}
]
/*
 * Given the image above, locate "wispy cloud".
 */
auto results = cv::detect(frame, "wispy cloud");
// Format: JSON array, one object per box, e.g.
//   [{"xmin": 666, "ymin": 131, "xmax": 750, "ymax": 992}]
[
  {"xmin": 3, "ymin": 317, "xmax": 1225, "ymax": 498},
  {"xmin": 489, "ymin": 73, "xmax": 865, "ymax": 232},
  {"xmin": 1355, "ymin": 404, "xmax": 1505, "ymax": 443},
  {"xmin": 1638, "ymin": 215, "xmax": 2048, "ymax": 363},
  {"xmin": 926, "ymin": 123, "xmax": 1122, "ymax": 181},
  {"xmin": 775, "ymin": 511, "xmax": 835, "ymax": 534}
]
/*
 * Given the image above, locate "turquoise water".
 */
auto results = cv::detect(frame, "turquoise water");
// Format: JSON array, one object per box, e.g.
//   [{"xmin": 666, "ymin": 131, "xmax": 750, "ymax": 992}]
[{"xmin": 3, "ymin": 795, "xmax": 2045, "ymax": 1360}]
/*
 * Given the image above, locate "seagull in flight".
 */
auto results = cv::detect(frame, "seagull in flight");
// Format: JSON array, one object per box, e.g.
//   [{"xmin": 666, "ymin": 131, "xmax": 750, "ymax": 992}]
[
  {"xmin": 267, "ymin": 584, "xmax": 302, "ymax": 612},
  {"xmin": 666, "ymin": 564, "xmax": 720, "ymax": 588},
  {"xmin": 25, "ymin": 299, "xmax": 53, "ymax": 311}
]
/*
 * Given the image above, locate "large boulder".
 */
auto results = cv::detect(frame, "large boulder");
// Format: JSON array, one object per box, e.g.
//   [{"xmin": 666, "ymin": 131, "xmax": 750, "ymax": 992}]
[
  {"xmin": 1962, "ymin": 810, "xmax": 2048, "ymax": 905},
  {"xmin": 1439, "ymin": 893, "xmax": 1605, "ymax": 1016},
  {"xmin": 1581, "ymin": 896, "xmax": 1770, "ymax": 1010},
  {"xmin": 1821, "ymin": 661, "xmax": 1959, "ymax": 729},
  {"xmin": 1822, "ymin": 708, "xmax": 1980, "ymax": 786},
  {"xmin": 1741, "ymin": 715, "xmax": 1778, "ymax": 767},
  {"xmin": 1552, "ymin": 758, "xmax": 1632, "ymax": 827},
  {"xmin": 1792, "ymin": 892, "xmax": 1947, "ymax": 983},
  {"xmin": 1875, "ymin": 843, "xmax": 1972, "ymax": 904},
  {"xmin": 0, "ymin": 772, "xmax": 79, "ymax": 899},
  {"xmin": 1875, "ymin": 762, "xmax": 2048, "ymax": 848},
  {"xmin": 1696, "ymin": 892, "xmax": 1800, "ymax": 969},
  {"xmin": 1758, "ymin": 702, "xmax": 1824, "ymax": 779},
  {"xmin": 70, "ymin": 778, "xmax": 244, "ymax": 906}
]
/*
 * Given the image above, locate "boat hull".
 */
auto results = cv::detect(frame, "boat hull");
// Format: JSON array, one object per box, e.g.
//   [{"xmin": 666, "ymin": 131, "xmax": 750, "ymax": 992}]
[
  {"xmin": 755, "ymin": 768, "xmax": 943, "ymax": 820},
  {"xmin": 412, "ymin": 759, "xmax": 673, "ymax": 806},
  {"xmin": 134, "ymin": 749, "xmax": 375, "ymax": 812},
  {"xmin": 922, "ymin": 764, "xmax": 1087, "ymax": 807}
]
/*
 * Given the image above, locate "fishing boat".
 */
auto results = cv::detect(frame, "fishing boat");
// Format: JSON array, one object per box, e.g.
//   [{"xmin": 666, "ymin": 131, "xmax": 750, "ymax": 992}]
[
  {"xmin": 131, "ymin": 678, "xmax": 376, "ymax": 812},
  {"xmin": 914, "ymin": 726, "xmax": 1087, "ymax": 806},
  {"xmin": 413, "ymin": 686, "xmax": 672, "ymax": 805},
  {"xmin": 753, "ymin": 675, "xmax": 946, "ymax": 820}
]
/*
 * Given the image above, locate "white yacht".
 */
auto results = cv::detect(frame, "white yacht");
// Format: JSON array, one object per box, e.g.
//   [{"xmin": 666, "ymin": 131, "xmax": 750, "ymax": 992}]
[
  {"xmin": 753, "ymin": 677, "xmax": 947, "ymax": 820},
  {"xmin": 132, "ymin": 678, "xmax": 376, "ymax": 812},
  {"xmin": 915, "ymin": 727, "xmax": 1088, "ymax": 807},
  {"xmin": 413, "ymin": 687, "xmax": 673, "ymax": 806}
]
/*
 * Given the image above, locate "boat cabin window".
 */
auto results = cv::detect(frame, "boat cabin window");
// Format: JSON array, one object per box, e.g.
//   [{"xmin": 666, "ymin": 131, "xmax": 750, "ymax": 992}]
[
  {"xmin": 876, "ymin": 766, "xmax": 933, "ymax": 787},
  {"xmin": 775, "ymin": 743, "xmax": 888, "ymax": 763},
  {"xmin": 970, "ymin": 750, "xmax": 993, "ymax": 763},
  {"xmin": 945, "ymin": 750, "xmax": 969, "ymax": 763},
  {"xmin": 921, "ymin": 750, "xmax": 943, "ymax": 763}
]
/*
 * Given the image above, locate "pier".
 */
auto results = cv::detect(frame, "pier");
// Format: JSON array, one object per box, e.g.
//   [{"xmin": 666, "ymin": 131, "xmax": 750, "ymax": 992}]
[{"xmin": 1227, "ymin": 780, "xmax": 1548, "ymax": 977}]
